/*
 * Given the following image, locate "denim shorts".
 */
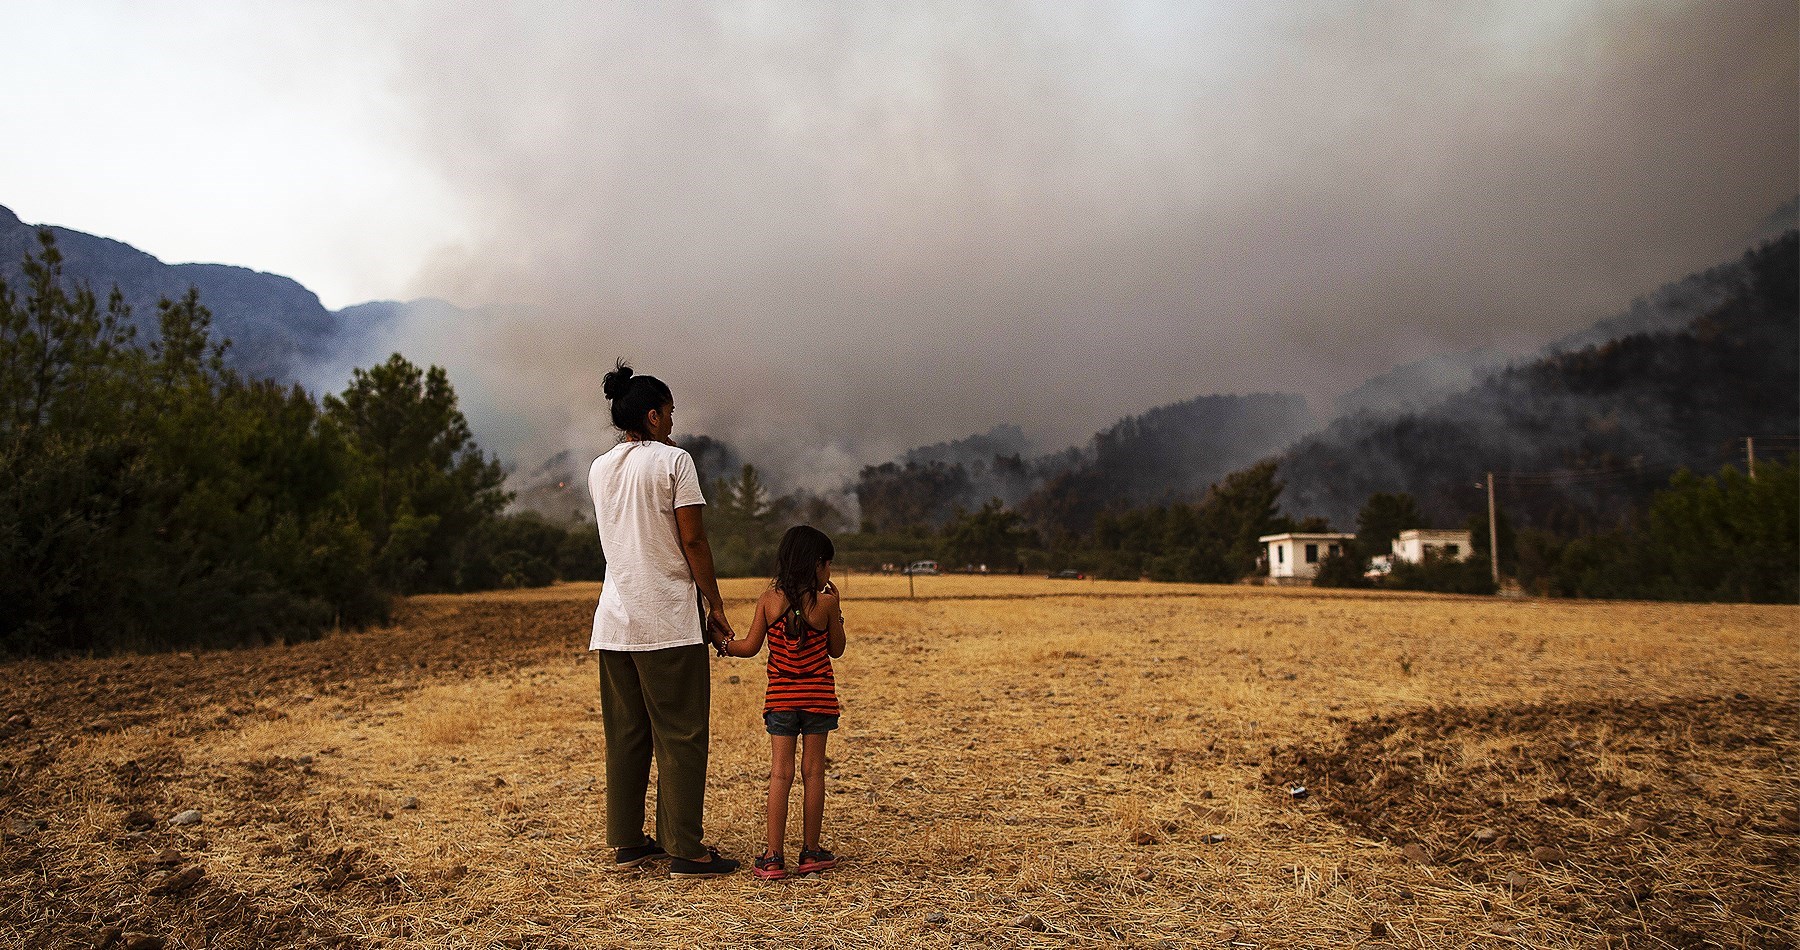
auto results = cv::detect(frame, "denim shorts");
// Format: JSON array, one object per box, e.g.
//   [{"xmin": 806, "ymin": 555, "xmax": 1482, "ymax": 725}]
[{"xmin": 764, "ymin": 710, "xmax": 840, "ymax": 737}]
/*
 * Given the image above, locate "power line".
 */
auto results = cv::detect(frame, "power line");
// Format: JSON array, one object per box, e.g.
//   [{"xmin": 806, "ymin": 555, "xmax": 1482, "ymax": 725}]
[
  {"xmin": 1429, "ymin": 442, "xmax": 1784, "ymax": 492},
  {"xmin": 1494, "ymin": 465, "xmax": 1677, "ymax": 487},
  {"xmin": 1483, "ymin": 435, "xmax": 1797, "ymax": 489}
]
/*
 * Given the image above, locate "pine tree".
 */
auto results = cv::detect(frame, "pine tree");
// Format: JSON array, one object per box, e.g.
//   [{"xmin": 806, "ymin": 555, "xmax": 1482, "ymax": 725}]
[
  {"xmin": 323, "ymin": 353, "xmax": 509, "ymax": 592},
  {"xmin": 1355, "ymin": 492, "xmax": 1423, "ymax": 564}
]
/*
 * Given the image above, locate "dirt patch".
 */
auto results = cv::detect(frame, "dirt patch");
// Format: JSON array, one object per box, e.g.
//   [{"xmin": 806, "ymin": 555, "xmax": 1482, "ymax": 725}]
[
  {"xmin": 0, "ymin": 597, "xmax": 581, "ymax": 950},
  {"xmin": 0, "ymin": 597, "xmax": 591, "ymax": 744},
  {"xmin": 1268, "ymin": 693, "xmax": 1800, "ymax": 947},
  {"xmin": 0, "ymin": 815, "xmax": 350, "ymax": 949}
]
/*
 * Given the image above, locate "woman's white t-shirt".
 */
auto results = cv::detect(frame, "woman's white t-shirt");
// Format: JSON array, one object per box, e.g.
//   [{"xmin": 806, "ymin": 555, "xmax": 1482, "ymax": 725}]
[{"xmin": 588, "ymin": 441, "xmax": 708, "ymax": 652}]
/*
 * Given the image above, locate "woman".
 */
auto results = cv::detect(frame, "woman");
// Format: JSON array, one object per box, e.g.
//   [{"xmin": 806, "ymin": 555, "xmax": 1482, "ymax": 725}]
[{"xmin": 589, "ymin": 360, "xmax": 738, "ymax": 878}]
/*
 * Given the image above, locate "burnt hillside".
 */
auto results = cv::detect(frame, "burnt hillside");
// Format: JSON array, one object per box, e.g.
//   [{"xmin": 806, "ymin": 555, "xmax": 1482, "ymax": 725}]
[
  {"xmin": 1278, "ymin": 232, "xmax": 1799, "ymax": 533},
  {"xmin": 1017, "ymin": 392, "xmax": 1316, "ymax": 536}
]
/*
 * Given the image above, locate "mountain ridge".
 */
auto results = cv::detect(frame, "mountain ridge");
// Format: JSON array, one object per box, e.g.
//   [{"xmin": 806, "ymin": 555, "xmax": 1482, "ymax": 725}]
[{"xmin": 0, "ymin": 204, "xmax": 337, "ymax": 381}]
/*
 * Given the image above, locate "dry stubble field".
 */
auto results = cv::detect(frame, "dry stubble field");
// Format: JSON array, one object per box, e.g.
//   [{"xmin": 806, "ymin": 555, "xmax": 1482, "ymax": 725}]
[{"xmin": 1, "ymin": 577, "xmax": 1795, "ymax": 949}]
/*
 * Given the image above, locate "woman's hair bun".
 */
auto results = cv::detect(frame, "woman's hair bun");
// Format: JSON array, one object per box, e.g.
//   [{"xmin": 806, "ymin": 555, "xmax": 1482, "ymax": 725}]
[
  {"xmin": 602, "ymin": 362, "xmax": 673, "ymax": 436},
  {"xmin": 602, "ymin": 360, "xmax": 635, "ymax": 401}
]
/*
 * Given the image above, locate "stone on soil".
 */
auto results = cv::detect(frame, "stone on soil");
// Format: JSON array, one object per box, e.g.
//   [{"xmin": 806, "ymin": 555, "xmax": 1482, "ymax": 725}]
[
  {"xmin": 1008, "ymin": 914, "xmax": 1047, "ymax": 932},
  {"xmin": 169, "ymin": 810, "xmax": 201, "ymax": 827},
  {"xmin": 149, "ymin": 865, "xmax": 204, "ymax": 895}
]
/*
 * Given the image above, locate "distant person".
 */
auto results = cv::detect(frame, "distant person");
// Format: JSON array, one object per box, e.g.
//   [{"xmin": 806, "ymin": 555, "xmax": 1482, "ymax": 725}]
[
  {"xmin": 721, "ymin": 525, "xmax": 848, "ymax": 880},
  {"xmin": 589, "ymin": 360, "xmax": 738, "ymax": 878}
]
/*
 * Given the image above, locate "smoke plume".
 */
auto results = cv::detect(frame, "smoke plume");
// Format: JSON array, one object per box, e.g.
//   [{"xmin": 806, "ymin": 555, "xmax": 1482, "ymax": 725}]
[{"xmin": 293, "ymin": 0, "xmax": 1794, "ymax": 488}]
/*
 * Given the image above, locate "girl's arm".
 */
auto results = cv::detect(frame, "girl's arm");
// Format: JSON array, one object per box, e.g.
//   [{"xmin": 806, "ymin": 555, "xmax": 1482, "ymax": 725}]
[
  {"xmin": 821, "ymin": 589, "xmax": 846, "ymax": 658},
  {"xmin": 725, "ymin": 591, "xmax": 773, "ymax": 658}
]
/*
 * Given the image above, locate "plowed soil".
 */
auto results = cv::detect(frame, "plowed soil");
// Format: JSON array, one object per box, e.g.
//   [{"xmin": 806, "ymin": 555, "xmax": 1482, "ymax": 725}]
[{"xmin": 1267, "ymin": 694, "xmax": 1798, "ymax": 947}]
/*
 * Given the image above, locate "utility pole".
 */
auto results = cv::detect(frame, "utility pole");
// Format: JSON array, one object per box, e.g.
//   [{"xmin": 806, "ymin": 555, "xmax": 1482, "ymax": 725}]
[
  {"xmin": 1747, "ymin": 436, "xmax": 1756, "ymax": 481},
  {"xmin": 1486, "ymin": 472, "xmax": 1499, "ymax": 585}
]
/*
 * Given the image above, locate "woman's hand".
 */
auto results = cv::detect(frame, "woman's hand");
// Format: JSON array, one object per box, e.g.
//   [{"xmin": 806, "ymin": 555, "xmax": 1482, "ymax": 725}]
[{"xmin": 707, "ymin": 610, "xmax": 734, "ymax": 654}]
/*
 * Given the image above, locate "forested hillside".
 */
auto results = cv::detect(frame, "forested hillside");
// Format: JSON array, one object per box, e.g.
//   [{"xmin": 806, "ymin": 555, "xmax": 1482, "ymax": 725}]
[
  {"xmin": 1018, "ymin": 393, "xmax": 1315, "ymax": 536},
  {"xmin": 0, "ymin": 231, "xmax": 600, "ymax": 656},
  {"xmin": 824, "ymin": 231, "xmax": 1797, "ymax": 600},
  {"xmin": 853, "ymin": 393, "xmax": 1312, "ymax": 534},
  {"xmin": 1279, "ymin": 232, "xmax": 1799, "ymax": 533}
]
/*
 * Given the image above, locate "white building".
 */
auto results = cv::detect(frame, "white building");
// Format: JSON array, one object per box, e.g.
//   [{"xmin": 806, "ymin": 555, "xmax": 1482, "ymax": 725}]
[
  {"xmin": 1391, "ymin": 528, "xmax": 1473, "ymax": 564},
  {"xmin": 1259, "ymin": 532, "xmax": 1355, "ymax": 583}
]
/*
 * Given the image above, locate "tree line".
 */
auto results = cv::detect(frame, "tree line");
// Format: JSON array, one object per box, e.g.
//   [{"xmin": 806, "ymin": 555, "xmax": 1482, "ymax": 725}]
[
  {"xmin": 1311, "ymin": 457, "xmax": 1798, "ymax": 602},
  {"xmin": 0, "ymin": 231, "xmax": 600, "ymax": 656},
  {"xmin": 717, "ymin": 448, "xmax": 1797, "ymax": 605}
]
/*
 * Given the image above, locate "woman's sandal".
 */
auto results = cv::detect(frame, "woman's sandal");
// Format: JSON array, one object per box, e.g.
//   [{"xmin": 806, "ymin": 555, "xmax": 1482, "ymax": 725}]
[
  {"xmin": 753, "ymin": 851, "xmax": 787, "ymax": 880},
  {"xmin": 795, "ymin": 848, "xmax": 837, "ymax": 874}
]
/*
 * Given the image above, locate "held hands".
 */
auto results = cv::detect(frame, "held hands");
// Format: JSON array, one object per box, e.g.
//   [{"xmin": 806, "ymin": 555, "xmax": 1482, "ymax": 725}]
[{"xmin": 706, "ymin": 609, "xmax": 734, "ymax": 656}]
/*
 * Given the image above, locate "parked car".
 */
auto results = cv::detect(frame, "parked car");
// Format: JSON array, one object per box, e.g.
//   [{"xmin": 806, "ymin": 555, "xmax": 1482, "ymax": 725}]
[
  {"xmin": 1047, "ymin": 569, "xmax": 1085, "ymax": 580},
  {"xmin": 903, "ymin": 560, "xmax": 942, "ymax": 575}
]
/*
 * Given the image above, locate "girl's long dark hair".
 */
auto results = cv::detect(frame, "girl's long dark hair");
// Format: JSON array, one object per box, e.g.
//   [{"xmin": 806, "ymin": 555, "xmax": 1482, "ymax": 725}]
[{"xmin": 774, "ymin": 524, "xmax": 834, "ymax": 641}]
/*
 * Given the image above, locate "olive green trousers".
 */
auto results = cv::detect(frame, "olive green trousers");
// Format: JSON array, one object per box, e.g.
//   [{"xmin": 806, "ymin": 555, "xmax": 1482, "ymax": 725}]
[{"xmin": 597, "ymin": 644, "xmax": 711, "ymax": 860}]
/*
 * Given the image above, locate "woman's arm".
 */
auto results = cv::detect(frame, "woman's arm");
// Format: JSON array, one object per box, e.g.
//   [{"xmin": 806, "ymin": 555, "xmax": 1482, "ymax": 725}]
[
  {"xmin": 821, "ymin": 589, "xmax": 846, "ymax": 658},
  {"xmin": 674, "ymin": 504, "xmax": 734, "ymax": 643},
  {"xmin": 725, "ymin": 591, "xmax": 773, "ymax": 657}
]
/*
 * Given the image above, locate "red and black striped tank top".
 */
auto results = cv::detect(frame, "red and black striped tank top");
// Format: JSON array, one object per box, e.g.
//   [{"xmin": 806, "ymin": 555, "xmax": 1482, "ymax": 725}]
[{"xmin": 764, "ymin": 605, "xmax": 839, "ymax": 715}]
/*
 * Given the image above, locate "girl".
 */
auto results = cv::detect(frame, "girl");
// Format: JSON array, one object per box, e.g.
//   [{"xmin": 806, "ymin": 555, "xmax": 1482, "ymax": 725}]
[{"xmin": 723, "ymin": 525, "xmax": 847, "ymax": 880}]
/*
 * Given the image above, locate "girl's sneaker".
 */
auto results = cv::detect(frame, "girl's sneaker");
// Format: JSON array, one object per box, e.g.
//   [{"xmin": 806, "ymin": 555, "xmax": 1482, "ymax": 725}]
[
  {"xmin": 753, "ymin": 852, "xmax": 787, "ymax": 880},
  {"xmin": 796, "ymin": 848, "xmax": 837, "ymax": 874}
]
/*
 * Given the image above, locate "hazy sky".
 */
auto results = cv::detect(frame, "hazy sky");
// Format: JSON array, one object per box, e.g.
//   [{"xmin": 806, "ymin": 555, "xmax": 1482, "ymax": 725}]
[{"xmin": 4, "ymin": 0, "xmax": 1794, "ymax": 476}]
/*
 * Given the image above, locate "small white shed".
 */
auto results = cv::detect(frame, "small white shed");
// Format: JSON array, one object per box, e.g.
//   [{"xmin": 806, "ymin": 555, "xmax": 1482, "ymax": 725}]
[
  {"xmin": 1259, "ymin": 532, "xmax": 1354, "ymax": 583},
  {"xmin": 1391, "ymin": 528, "xmax": 1473, "ymax": 564}
]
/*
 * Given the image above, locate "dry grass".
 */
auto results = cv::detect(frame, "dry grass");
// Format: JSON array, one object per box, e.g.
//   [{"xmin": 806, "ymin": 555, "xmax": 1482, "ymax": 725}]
[{"xmin": 1, "ymin": 577, "xmax": 1795, "ymax": 948}]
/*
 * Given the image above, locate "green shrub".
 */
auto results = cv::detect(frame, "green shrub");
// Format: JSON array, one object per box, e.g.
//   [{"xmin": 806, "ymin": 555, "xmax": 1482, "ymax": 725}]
[{"xmin": 1385, "ymin": 552, "xmax": 1497, "ymax": 595}]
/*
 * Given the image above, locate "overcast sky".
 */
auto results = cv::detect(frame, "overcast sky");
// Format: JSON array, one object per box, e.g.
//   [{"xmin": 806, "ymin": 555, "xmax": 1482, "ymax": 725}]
[{"xmin": 3, "ymin": 0, "xmax": 1794, "ymax": 475}]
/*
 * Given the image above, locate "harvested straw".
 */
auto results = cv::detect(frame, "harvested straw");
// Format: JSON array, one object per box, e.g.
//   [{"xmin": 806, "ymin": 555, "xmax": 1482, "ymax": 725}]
[{"xmin": 0, "ymin": 577, "xmax": 1793, "ymax": 948}]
